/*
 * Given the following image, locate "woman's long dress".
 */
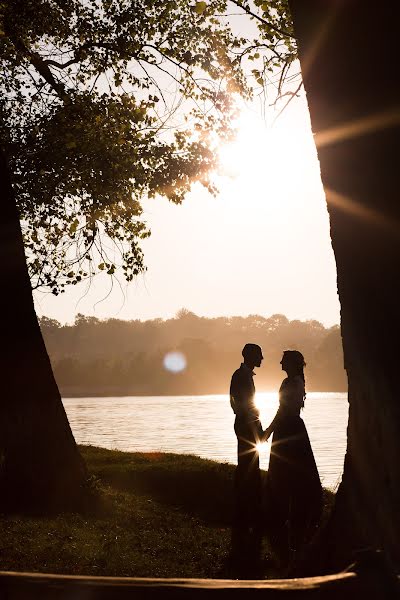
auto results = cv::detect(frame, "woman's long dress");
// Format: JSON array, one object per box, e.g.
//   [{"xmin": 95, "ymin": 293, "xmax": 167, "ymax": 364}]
[{"xmin": 265, "ymin": 376, "xmax": 322, "ymax": 555}]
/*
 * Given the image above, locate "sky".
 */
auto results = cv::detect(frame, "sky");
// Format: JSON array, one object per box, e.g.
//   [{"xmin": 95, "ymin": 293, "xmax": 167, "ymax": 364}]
[{"xmin": 33, "ymin": 91, "xmax": 341, "ymax": 327}]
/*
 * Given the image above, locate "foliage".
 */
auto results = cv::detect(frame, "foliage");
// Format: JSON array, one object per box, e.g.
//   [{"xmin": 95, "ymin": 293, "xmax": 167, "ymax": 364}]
[
  {"xmin": 40, "ymin": 311, "xmax": 346, "ymax": 394},
  {"xmin": 0, "ymin": 0, "xmax": 295, "ymax": 294}
]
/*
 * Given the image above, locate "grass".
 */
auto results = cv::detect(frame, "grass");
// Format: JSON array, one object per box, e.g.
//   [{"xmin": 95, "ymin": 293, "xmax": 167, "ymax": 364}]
[{"xmin": 0, "ymin": 446, "xmax": 335, "ymax": 579}]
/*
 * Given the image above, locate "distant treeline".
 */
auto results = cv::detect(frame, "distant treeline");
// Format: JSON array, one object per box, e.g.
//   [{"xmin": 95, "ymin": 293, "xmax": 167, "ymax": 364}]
[{"xmin": 40, "ymin": 310, "xmax": 347, "ymax": 396}]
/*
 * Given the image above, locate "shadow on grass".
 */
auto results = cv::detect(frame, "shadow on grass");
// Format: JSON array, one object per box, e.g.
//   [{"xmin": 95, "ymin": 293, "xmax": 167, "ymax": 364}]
[
  {"xmin": 82, "ymin": 445, "xmax": 236, "ymax": 527},
  {"xmin": 78, "ymin": 446, "xmax": 337, "ymax": 579},
  {"xmin": 82, "ymin": 446, "xmax": 335, "ymax": 528}
]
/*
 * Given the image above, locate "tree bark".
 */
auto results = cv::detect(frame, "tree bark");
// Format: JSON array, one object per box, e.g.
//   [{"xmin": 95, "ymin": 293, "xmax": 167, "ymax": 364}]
[
  {"xmin": 0, "ymin": 147, "xmax": 87, "ymax": 513},
  {"xmin": 287, "ymin": 0, "xmax": 400, "ymax": 570}
]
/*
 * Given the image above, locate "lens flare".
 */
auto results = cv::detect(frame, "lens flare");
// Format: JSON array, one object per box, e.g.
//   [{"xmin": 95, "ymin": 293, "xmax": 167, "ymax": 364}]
[{"xmin": 163, "ymin": 351, "xmax": 187, "ymax": 373}]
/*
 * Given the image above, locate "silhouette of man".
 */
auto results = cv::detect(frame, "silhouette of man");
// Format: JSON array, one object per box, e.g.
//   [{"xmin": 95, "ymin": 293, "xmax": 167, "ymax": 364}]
[{"xmin": 230, "ymin": 343, "xmax": 264, "ymax": 543}]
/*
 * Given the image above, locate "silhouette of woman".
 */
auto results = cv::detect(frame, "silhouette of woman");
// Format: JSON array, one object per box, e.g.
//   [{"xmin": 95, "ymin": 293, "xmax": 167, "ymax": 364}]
[{"xmin": 263, "ymin": 350, "xmax": 322, "ymax": 560}]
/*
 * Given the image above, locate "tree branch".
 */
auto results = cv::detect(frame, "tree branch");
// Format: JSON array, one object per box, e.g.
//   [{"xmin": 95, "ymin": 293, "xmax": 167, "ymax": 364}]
[
  {"xmin": 6, "ymin": 26, "xmax": 69, "ymax": 100},
  {"xmin": 228, "ymin": 0, "xmax": 293, "ymax": 38},
  {"xmin": 42, "ymin": 57, "xmax": 81, "ymax": 70},
  {"xmin": 271, "ymin": 79, "xmax": 303, "ymax": 124}
]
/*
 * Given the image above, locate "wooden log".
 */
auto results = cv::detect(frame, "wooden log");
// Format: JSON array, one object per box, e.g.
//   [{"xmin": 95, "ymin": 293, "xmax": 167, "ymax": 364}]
[{"xmin": 0, "ymin": 570, "xmax": 398, "ymax": 599}]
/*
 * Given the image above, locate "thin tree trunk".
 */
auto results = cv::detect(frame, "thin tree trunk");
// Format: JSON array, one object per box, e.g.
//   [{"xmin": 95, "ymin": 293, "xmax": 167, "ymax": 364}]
[
  {"xmin": 287, "ymin": 0, "xmax": 400, "ymax": 570},
  {"xmin": 0, "ymin": 146, "xmax": 87, "ymax": 513}
]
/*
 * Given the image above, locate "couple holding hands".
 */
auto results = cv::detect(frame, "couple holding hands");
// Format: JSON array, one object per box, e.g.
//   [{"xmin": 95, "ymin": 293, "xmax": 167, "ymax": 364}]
[{"xmin": 230, "ymin": 344, "xmax": 322, "ymax": 561}]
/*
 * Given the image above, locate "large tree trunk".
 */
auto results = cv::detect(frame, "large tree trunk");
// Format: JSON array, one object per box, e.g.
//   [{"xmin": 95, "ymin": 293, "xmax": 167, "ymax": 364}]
[
  {"xmin": 0, "ymin": 147, "xmax": 87, "ymax": 513},
  {"xmin": 287, "ymin": 0, "xmax": 400, "ymax": 570}
]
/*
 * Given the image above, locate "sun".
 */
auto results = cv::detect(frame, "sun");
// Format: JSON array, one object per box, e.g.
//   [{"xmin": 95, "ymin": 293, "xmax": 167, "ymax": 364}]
[
  {"xmin": 218, "ymin": 111, "xmax": 267, "ymax": 177},
  {"xmin": 217, "ymin": 105, "xmax": 316, "ymax": 208}
]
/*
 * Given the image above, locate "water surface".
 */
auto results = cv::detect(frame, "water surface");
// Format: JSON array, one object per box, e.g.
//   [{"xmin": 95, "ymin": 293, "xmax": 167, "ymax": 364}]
[{"xmin": 63, "ymin": 392, "xmax": 348, "ymax": 490}]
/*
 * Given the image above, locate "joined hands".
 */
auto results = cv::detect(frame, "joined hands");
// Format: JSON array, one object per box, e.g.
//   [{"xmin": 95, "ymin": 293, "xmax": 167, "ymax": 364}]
[{"xmin": 262, "ymin": 427, "xmax": 272, "ymax": 442}]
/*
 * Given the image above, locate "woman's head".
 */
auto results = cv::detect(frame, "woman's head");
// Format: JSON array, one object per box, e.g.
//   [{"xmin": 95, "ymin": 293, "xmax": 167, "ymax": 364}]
[{"xmin": 280, "ymin": 350, "xmax": 306, "ymax": 377}]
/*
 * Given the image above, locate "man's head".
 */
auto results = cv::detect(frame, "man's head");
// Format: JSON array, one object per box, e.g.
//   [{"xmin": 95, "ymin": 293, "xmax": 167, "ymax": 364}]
[{"xmin": 242, "ymin": 343, "xmax": 263, "ymax": 369}]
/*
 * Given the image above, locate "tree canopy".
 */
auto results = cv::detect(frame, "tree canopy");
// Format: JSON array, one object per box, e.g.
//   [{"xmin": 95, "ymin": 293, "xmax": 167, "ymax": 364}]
[{"xmin": 1, "ymin": 0, "xmax": 295, "ymax": 295}]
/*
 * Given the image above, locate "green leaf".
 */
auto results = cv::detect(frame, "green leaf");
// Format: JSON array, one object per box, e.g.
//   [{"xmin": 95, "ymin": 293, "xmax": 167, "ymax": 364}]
[
  {"xmin": 69, "ymin": 219, "xmax": 79, "ymax": 234},
  {"xmin": 194, "ymin": 2, "xmax": 207, "ymax": 14}
]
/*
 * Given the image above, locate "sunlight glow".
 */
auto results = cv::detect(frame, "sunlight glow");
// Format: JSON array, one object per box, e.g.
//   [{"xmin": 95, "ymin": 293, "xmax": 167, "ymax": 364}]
[
  {"xmin": 326, "ymin": 187, "xmax": 400, "ymax": 236},
  {"xmin": 254, "ymin": 391, "xmax": 278, "ymax": 414},
  {"xmin": 254, "ymin": 394, "xmax": 265, "ymax": 412},
  {"xmin": 33, "ymin": 95, "xmax": 341, "ymax": 328},
  {"xmin": 314, "ymin": 108, "xmax": 400, "ymax": 148},
  {"xmin": 218, "ymin": 108, "xmax": 316, "ymax": 210}
]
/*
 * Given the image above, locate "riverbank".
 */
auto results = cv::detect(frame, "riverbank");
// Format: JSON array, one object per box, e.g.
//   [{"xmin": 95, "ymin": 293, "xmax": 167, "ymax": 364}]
[{"xmin": 0, "ymin": 446, "xmax": 334, "ymax": 579}]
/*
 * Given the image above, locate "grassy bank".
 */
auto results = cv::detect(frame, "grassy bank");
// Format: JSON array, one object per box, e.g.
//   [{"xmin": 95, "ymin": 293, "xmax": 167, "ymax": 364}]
[{"xmin": 0, "ymin": 446, "xmax": 334, "ymax": 579}]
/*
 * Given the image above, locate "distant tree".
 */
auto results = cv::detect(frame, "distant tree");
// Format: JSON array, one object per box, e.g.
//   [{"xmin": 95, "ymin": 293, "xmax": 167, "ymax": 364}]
[
  {"xmin": 53, "ymin": 357, "xmax": 83, "ymax": 389},
  {"xmin": 246, "ymin": 314, "xmax": 268, "ymax": 328},
  {"xmin": 45, "ymin": 312, "xmax": 345, "ymax": 395},
  {"xmin": 175, "ymin": 308, "xmax": 198, "ymax": 320},
  {"xmin": 309, "ymin": 326, "xmax": 347, "ymax": 391},
  {"xmin": 265, "ymin": 313, "xmax": 290, "ymax": 331},
  {"xmin": 39, "ymin": 316, "xmax": 62, "ymax": 331}
]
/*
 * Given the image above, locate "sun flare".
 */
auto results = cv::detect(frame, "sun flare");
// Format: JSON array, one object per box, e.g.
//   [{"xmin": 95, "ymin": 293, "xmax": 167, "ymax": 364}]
[{"xmin": 217, "ymin": 106, "xmax": 317, "ymax": 212}]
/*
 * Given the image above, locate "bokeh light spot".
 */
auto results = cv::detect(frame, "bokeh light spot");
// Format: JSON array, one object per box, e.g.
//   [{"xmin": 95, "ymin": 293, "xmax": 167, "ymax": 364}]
[{"xmin": 163, "ymin": 351, "xmax": 187, "ymax": 373}]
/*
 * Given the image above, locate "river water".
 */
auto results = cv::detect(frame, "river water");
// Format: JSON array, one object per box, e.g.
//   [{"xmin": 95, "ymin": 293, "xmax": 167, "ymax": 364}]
[{"xmin": 63, "ymin": 392, "xmax": 348, "ymax": 490}]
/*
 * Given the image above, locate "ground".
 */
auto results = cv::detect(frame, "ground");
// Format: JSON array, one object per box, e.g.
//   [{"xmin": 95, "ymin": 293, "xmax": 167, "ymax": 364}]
[{"xmin": 0, "ymin": 446, "xmax": 334, "ymax": 579}]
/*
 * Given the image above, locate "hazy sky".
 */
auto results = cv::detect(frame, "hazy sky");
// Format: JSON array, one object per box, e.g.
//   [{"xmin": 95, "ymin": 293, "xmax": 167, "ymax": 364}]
[{"xmin": 33, "ymin": 92, "xmax": 341, "ymax": 327}]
